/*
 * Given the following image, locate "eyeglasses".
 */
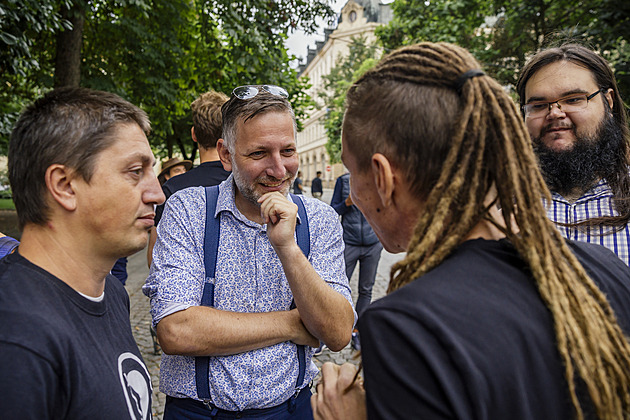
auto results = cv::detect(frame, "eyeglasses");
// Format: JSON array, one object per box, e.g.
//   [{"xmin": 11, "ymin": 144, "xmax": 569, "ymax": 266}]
[
  {"xmin": 232, "ymin": 85, "xmax": 289, "ymax": 100},
  {"xmin": 523, "ymin": 89, "xmax": 603, "ymax": 119}
]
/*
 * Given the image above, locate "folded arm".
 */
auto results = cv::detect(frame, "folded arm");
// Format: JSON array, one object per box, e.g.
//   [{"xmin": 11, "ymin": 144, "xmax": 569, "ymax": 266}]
[
  {"xmin": 260, "ymin": 192, "xmax": 355, "ymax": 351},
  {"xmin": 157, "ymin": 306, "xmax": 318, "ymax": 356}
]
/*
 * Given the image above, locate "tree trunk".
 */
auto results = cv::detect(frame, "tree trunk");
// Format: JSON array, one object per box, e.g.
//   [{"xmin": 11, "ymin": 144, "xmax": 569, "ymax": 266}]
[{"xmin": 54, "ymin": 2, "xmax": 85, "ymax": 88}]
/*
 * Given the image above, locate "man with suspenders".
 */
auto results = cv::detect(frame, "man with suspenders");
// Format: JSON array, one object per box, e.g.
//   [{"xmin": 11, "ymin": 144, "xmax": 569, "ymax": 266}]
[{"xmin": 144, "ymin": 85, "xmax": 355, "ymax": 419}]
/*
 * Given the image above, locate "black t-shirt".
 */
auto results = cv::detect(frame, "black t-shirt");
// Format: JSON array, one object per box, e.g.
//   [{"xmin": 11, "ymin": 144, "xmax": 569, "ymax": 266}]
[
  {"xmin": 359, "ymin": 238, "xmax": 630, "ymax": 420},
  {"xmin": 155, "ymin": 161, "xmax": 230, "ymax": 225},
  {"xmin": 0, "ymin": 252, "xmax": 152, "ymax": 419}
]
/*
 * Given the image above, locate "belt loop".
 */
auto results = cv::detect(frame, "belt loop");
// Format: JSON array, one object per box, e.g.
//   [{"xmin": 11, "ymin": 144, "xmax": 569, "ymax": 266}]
[{"xmin": 203, "ymin": 401, "xmax": 219, "ymax": 418}]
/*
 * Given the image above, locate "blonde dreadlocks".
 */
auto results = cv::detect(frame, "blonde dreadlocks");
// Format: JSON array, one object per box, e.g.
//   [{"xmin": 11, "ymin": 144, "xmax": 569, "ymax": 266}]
[{"xmin": 343, "ymin": 42, "xmax": 630, "ymax": 420}]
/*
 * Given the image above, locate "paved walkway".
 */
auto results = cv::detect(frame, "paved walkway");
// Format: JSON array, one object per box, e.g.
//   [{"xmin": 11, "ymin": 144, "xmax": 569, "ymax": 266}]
[{"xmin": 124, "ymin": 189, "xmax": 403, "ymax": 419}]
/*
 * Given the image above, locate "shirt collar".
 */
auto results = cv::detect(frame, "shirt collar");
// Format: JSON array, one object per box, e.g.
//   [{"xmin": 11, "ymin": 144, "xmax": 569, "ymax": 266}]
[{"xmin": 550, "ymin": 178, "xmax": 612, "ymax": 203}]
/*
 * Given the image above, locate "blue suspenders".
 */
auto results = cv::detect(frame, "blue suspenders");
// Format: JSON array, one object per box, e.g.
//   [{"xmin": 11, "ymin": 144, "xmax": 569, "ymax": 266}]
[{"xmin": 195, "ymin": 185, "xmax": 310, "ymax": 402}]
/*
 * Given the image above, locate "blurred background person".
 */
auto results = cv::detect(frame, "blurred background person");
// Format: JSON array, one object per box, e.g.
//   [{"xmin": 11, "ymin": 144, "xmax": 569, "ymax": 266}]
[
  {"xmin": 330, "ymin": 172, "xmax": 382, "ymax": 351},
  {"xmin": 311, "ymin": 170, "xmax": 323, "ymax": 200},
  {"xmin": 157, "ymin": 157, "xmax": 192, "ymax": 186}
]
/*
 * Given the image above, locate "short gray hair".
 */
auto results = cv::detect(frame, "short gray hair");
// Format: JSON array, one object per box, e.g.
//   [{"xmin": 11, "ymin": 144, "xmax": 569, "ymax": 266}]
[{"xmin": 221, "ymin": 91, "xmax": 296, "ymax": 153}]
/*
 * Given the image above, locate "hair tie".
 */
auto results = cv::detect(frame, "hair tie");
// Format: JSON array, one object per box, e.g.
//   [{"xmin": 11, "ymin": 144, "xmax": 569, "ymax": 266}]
[{"xmin": 455, "ymin": 69, "xmax": 485, "ymax": 93}]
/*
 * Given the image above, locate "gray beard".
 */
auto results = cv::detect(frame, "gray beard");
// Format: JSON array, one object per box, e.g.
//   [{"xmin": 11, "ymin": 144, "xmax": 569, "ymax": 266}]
[
  {"xmin": 231, "ymin": 159, "xmax": 295, "ymax": 207},
  {"xmin": 533, "ymin": 114, "xmax": 625, "ymax": 197}
]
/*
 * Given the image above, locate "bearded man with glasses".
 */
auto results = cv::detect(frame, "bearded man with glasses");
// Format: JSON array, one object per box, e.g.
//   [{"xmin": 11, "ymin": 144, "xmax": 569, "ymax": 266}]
[
  {"xmin": 517, "ymin": 43, "xmax": 630, "ymax": 266},
  {"xmin": 144, "ymin": 85, "xmax": 354, "ymax": 419}
]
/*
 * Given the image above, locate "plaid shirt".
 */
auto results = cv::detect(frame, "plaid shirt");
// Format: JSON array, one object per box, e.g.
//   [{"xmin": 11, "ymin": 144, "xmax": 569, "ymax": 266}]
[{"xmin": 544, "ymin": 178, "xmax": 630, "ymax": 266}]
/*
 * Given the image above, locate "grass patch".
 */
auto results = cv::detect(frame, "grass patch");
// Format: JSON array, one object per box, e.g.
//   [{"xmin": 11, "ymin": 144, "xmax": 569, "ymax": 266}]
[{"xmin": 0, "ymin": 199, "xmax": 15, "ymax": 210}]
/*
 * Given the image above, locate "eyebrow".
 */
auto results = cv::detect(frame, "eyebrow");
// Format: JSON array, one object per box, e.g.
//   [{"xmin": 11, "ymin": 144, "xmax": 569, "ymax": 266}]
[
  {"xmin": 125, "ymin": 152, "xmax": 155, "ymax": 167},
  {"xmin": 526, "ymin": 89, "xmax": 590, "ymax": 104}
]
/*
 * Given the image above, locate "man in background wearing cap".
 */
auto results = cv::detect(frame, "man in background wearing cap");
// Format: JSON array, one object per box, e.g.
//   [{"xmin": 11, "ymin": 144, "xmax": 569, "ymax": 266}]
[{"xmin": 157, "ymin": 157, "xmax": 192, "ymax": 186}]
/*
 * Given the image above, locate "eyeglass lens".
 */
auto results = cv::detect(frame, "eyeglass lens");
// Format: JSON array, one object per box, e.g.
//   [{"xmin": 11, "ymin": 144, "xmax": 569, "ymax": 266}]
[
  {"xmin": 525, "ymin": 90, "xmax": 601, "ymax": 118},
  {"xmin": 232, "ymin": 85, "xmax": 288, "ymax": 100}
]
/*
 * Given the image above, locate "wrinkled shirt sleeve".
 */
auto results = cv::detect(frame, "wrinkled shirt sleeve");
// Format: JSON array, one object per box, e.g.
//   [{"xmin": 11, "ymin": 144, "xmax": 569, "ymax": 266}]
[
  {"xmin": 143, "ymin": 187, "xmax": 207, "ymax": 326},
  {"xmin": 302, "ymin": 198, "xmax": 356, "ymax": 321}
]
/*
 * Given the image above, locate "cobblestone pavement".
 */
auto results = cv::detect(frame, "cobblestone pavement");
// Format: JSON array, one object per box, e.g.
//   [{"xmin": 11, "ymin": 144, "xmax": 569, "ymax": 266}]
[{"xmin": 124, "ymin": 188, "xmax": 404, "ymax": 419}]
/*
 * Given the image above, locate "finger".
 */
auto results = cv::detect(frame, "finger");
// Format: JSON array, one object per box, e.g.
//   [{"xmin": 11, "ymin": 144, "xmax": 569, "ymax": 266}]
[
  {"xmin": 257, "ymin": 191, "xmax": 285, "ymax": 206},
  {"xmin": 320, "ymin": 362, "xmax": 341, "ymax": 382},
  {"xmin": 259, "ymin": 198, "xmax": 280, "ymax": 224},
  {"xmin": 316, "ymin": 382, "xmax": 323, "ymax": 395},
  {"xmin": 311, "ymin": 384, "xmax": 331, "ymax": 420},
  {"xmin": 259, "ymin": 194, "xmax": 288, "ymax": 224},
  {"xmin": 311, "ymin": 393, "xmax": 322, "ymax": 420},
  {"xmin": 337, "ymin": 363, "xmax": 359, "ymax": 388},
  {"xmin": 320, "ymin": 362, "xmax": 341, "ymax": 396},
  {"xmin": 258, "ymin": 193, "xmax": 276, "ymax": 222}
]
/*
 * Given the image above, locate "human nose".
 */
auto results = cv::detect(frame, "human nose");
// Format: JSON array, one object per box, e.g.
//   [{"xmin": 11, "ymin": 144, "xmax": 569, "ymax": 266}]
[
  {"xmin": 145, "ymin": 173, "xmax": 166, "ymax": 205},
  {"xmin": 265, "ymin": 153, "xmax": 287, "ymax": 179},
  {"xmin": 546, "ymin": 101, "xmax": 566, "ymax": 119}
]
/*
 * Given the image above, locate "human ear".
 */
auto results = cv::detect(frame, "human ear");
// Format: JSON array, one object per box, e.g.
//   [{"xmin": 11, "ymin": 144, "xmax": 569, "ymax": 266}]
[
  {"xmin": 216, "ymin": 139, "xmax": 233, "ymax": 171},
  {"xmin": 45, "ymin": 164, "xmax": 77, "ymax": 212},
  {"xmin": 191, "ymin": 127, "xmax": 198, "ymax": 143},
  {"xmin": 604, "ymin": 88, "xmax": 614, "ymax": 110},
  {"xmin": 371, "ymin": 153, "xmax": 395, "ymax": 208}
]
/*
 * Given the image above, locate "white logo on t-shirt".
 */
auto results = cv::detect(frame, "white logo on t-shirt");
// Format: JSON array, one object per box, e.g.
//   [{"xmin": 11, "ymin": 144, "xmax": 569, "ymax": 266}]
[{"xmin": 118, "ymin": 352, "xmax": 152, "ymax": 419}]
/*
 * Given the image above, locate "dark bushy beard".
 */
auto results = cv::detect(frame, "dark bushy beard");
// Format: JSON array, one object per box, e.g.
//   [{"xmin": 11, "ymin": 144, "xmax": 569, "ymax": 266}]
[{"xmin": 533, "ymin": 114, "xmax": 625, "ymax": 197}]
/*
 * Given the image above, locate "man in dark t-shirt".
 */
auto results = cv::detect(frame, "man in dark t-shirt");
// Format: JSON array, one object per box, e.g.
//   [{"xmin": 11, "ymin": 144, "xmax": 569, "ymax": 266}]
[
  {"xmin": 312, "ymin": 42, "xmax": 630, "ymax": 420},
  {"xmin": 0, "ymin": 87, "xmax": 162, "ymax": 418}
]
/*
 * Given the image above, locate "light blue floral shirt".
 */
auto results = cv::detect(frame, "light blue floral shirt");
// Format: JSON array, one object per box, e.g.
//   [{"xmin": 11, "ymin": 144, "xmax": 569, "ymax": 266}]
[
  {"xmin": 143, "ymin": 176, "xmax": 353, "ymax": 410},
  {"xmin": 545, "ymin": 178, "xmax": 630, "ymax": 266}
]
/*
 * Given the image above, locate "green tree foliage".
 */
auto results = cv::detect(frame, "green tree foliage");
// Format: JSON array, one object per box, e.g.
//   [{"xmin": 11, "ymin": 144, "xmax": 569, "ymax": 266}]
[
  {"xmin": 377, "ymin": 0, "xmax": 491, "ymax": 53},
  {"xmin": 1, "ymin": 0, "xmax": 333, "ymax": 158},
  {"xmin": 319, "ymin": 37, "xmax": 380, "ymax": 163},
  {"xmin": 0, "ymin": 0, "xmax": 73, "ymax": 153},
  {"xmin": 376, "ymin": 0, "xmax": 630, "ymax": 102},
  {"xmin": 0, "ymin": 0, "xmax": 73, "ymax": 75}
]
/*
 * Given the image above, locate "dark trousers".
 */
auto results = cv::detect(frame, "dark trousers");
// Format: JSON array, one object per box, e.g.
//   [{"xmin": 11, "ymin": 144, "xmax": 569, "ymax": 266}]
[
  {"xmin": 163, "ymin": 388, "xmax": 313, "ymax": 420},
  {"xmin": 345, "ymin": 241, "xmax": 383, "ymax": 317}
]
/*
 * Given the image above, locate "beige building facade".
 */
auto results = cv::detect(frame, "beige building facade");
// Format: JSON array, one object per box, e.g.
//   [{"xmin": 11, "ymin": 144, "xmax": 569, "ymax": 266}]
[{"xmin": 296, "ymin": 0, "xmax": 391, "ymax": 189}]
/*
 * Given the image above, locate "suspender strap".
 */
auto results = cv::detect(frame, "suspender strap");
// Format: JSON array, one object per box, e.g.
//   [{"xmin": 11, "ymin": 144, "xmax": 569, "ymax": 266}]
[
  {"xmin": 195, "ymin": 188, "xmax": 311, "ymax": 401},
  {"xmin": 289, "ymin": 193, "xmax": 309, "ymax": 390},
  {"xmin": 195, "ymin": 186, "xmax": 220, "ymax": 401},
  {"xmin": 290, "ymin": 193, "xmax": 310, "ymax": 257},
  {"xmin": 203, "ymin": 186, "xmax": 221, "ymax": 283}
]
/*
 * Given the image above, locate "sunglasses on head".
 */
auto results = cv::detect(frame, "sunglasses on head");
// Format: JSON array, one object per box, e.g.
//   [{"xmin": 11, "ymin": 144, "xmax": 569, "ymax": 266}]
[{"xmin": 232, "ymin": 85, "xmax": 289, "ymax": 100}]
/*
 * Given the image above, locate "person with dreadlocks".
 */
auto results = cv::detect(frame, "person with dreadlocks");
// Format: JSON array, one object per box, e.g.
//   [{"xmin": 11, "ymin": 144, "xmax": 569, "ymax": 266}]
[
  {"xmin": 517, "ymin": 43, "xmax": 630, "ymax": 266},
  {"xmin": 310, "ymin": 42, "xmax": 630, "ymax": 420}
]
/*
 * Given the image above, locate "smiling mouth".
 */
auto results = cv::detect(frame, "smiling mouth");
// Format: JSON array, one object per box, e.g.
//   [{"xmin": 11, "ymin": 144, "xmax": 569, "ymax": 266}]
[{"xmin": 258, "ymin": 178, "xmax": 290, "ymax": 189}]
